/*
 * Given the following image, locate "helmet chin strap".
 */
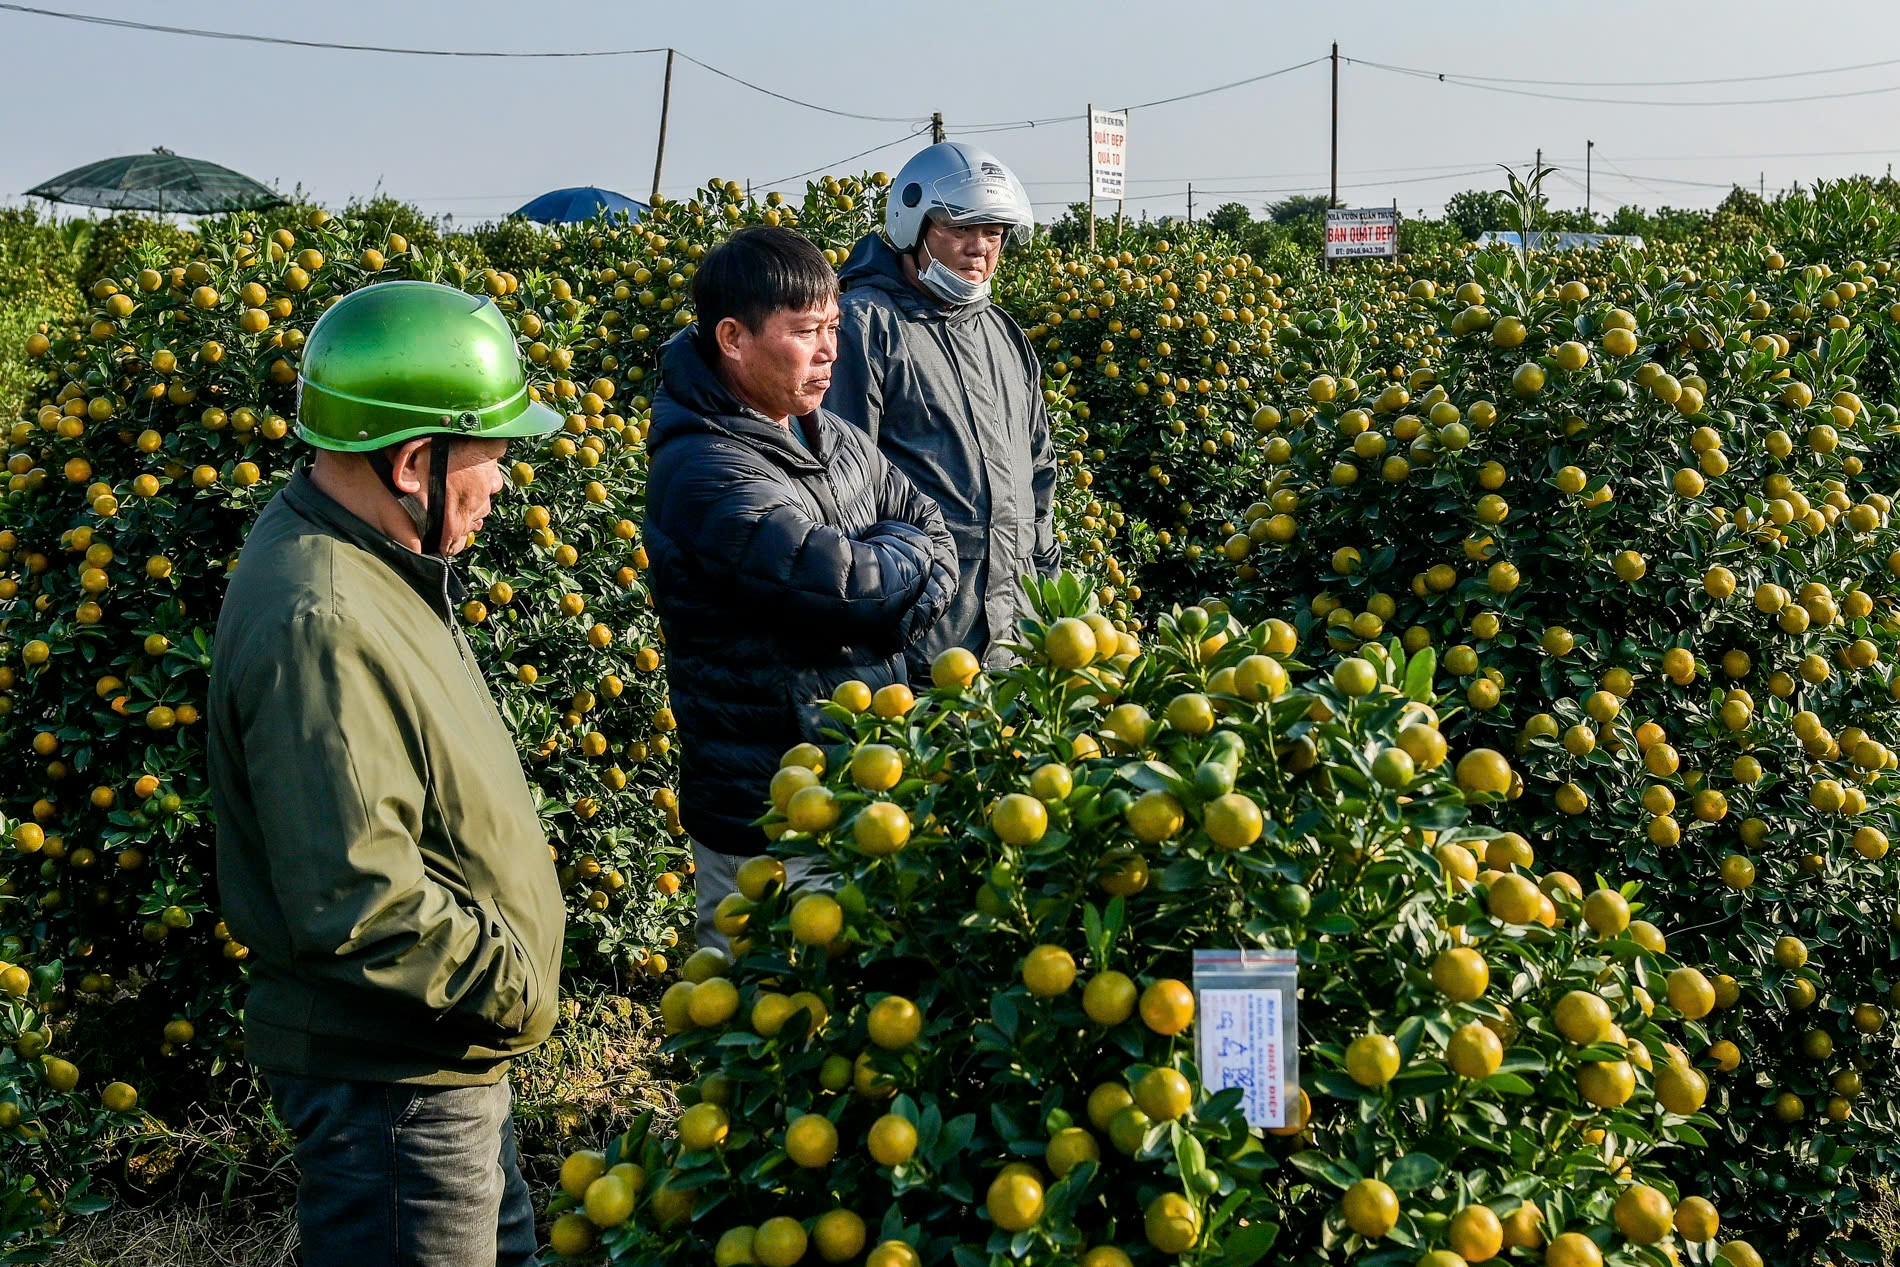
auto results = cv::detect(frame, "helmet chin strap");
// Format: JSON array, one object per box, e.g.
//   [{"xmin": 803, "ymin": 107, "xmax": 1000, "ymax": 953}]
[{"xmin": 367, "ymin": 434, "xmax": 455, "ymax": 556}]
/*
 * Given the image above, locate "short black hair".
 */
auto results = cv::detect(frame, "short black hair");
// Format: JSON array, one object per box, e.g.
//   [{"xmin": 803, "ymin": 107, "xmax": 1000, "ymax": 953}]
[{"xmin": 693, "ymin": 226, "xmax": 837, "ymax": 346}]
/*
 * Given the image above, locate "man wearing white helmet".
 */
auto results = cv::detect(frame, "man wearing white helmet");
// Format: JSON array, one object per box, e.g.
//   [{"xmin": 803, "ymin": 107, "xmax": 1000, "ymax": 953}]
[{"xmin": 826, "ymin": 141, "xmax": 1058, "ymax": 682}]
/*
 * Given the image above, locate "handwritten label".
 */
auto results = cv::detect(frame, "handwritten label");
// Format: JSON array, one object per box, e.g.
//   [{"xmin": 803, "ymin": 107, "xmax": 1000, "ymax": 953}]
[{"xmin": 1199, "ymin": 987, "xmax": 1285, "ymax": 1127}]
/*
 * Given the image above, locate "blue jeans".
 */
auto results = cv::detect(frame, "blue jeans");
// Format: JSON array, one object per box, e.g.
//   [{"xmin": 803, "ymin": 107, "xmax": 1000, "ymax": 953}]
[{"xmin": 266, "ymin": 1073, "xmax": 537, "ymax": 1267}]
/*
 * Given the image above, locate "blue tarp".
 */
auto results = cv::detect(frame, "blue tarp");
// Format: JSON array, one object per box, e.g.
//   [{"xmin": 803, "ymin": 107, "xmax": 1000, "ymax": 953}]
[{"xmin": 513, "ymin": 187, "xmax": 648, "ymax": 224}]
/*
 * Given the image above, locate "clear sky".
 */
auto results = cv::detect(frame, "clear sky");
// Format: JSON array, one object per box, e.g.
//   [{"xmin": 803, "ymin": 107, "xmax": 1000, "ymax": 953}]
[{"xmin": 4, "ymin": 0, "xmax": 1900, "ymax": 227}]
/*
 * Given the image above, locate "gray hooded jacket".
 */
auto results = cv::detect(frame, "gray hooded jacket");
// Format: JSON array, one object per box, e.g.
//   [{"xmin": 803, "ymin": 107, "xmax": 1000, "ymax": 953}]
[{"xmin": 827, "ymin": 233, "xmax": 1059, "ymax": 677}]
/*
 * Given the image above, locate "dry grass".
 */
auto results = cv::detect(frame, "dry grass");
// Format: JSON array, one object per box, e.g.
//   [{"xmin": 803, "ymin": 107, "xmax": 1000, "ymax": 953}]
[
  {"xmin": 49, "ymin": 1201, "xmax": 298, "ymax": 1267},
  {"xmin": 1848, "ymin": 1178, "xmax": 1900, "ymax": 1266},
  {"xmin": 44, "ymin": 984, "xmax": 685, "ymax": 1267},
  {"xmin": 509, "ymin": 988, "xmax": 687, "ymax": 1194}
]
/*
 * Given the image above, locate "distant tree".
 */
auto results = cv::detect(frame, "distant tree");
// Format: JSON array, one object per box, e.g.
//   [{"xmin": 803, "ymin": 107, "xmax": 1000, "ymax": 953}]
[
  {"xmin": 1267, "ymin": 193, "xmax": 1333, "ymax": 226},
  {"xmin": 1604, "ymin": 205, "xmax": 1654, "ymax": 238},
  {"xmin": 1043, "ymin": 202, "xmax": 1093, "ymax": 251},
  {"xmin": 1647, "ymin": 206, "xmax": 1711, "ymax": 244},
  {"xmin": 344, "ymin": 193, "xmax": 449, "ymax": 252},
  {"xmin": 1256, "ymin": 195, "xmax": 1330, "ymax": 254},
  {"xmin": 1442, "ymin": 189, "xmax": 1516, "ymax": 241},
  {"xmin": 1400, "ymin": 217, "xmax": 1463, "ymax": 255},
  {"xmin": 1540, "ymin": 207, "xmax": 1600, "ymax": 233},
  {"xmin": 1205, "ymin": 202, "xmax": 1253, "ymax": 238},
  {"xmin": 1717, "ymin": 184, "xmax": 1765, "ymax": 223}
]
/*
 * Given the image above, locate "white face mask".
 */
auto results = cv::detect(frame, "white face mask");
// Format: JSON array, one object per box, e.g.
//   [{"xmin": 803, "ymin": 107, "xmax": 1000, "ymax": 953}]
[{"xmin": 917, "ymin": 243, "xmax": 991, "ymax": 305}]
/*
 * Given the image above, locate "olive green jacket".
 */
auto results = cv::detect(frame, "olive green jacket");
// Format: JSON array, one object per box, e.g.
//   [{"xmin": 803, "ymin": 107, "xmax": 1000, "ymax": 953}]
[{"xmin": 208, "ymin": 470, "xmax": 563, "ymax": 1085}]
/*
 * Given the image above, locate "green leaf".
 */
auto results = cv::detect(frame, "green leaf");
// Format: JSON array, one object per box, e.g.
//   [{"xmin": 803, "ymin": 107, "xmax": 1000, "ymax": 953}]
[
  {"xmin": 1221, "ymin": 1221, "xmax": 1281, "ymax": 1266},
  {"xmin": 1288, "ymin": 1149, "xmax": 1362, "ymax": 1190},
  {"xmin": 1309, "ymin": 1069, "xmax": 1368, "ymax": 1101},
  {"xmin": 1403, "ymin": 646, "xmax": 1437, "ymax": 701},
  {"xmin": 1118, "ymin": 760, "xmax": 1184, "ymax": 794},
  {"xmin": 991, "ymin": 993, "xmax": 1019, "ymax": 1039},
  {"xmin": 1177, "ymin": 1132, "xmax": 1210, "ymax": 1191},
  {"xmin": 1383, "ymin": 1151, "xmax": 1442, "ymax": 1193}
]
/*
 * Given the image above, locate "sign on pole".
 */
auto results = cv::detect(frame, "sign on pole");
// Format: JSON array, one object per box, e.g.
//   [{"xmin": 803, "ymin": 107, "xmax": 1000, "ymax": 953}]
[
  {"xmin": 1323, "ymin": 207, "xmax": 1399, "ymax": 260},
  {"xmin": 1089, "ymin": 108, "xmax": 1128, "ymax": 201}
]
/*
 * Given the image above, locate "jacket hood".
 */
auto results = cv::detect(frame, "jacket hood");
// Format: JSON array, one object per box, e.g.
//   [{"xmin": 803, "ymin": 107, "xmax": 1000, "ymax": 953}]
[
  {"xmin": 651, "ymin": 327, "xmax": 827, "ymax": 470},
  {"xmin": 838, "ymin": 232, "xmax": 991, "ymax": 322}
]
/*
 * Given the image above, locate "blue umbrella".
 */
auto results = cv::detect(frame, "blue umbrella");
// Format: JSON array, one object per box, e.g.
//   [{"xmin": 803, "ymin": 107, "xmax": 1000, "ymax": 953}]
[{"xmin": 512, "ymin": 186, "xmax": 648, "ymax": 224}]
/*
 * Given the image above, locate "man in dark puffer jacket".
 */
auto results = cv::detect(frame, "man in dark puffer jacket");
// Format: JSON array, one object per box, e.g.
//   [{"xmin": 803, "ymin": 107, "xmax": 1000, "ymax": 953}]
[{"xmin": 644, "ymin": 227, "xmax": 958, "ymax": 948}]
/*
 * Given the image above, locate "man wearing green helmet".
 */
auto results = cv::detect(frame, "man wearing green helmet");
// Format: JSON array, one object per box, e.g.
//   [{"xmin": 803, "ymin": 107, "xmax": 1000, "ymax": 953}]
[{"xmin": 208, "ymin": 281, "xmax": 564, "ymax": 1265}]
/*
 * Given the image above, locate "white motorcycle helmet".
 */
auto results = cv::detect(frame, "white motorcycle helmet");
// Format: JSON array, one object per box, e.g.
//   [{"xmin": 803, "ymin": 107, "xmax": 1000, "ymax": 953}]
[{"xmin": 885, "ymin": 142, "xmax": 1035, "ymax": 252}]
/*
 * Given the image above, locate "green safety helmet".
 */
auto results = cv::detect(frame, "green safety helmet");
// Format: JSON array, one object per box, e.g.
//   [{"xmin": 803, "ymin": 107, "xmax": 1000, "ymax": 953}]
[{"xmin": 295, "ymin": 280, "xmax": 561, "ymax": 451}]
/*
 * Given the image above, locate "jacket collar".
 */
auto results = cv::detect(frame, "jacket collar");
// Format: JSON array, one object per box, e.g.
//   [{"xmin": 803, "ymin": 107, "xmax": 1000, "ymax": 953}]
[
  {"xmin": 651, "ymin": 328, "xmax": 828, "ymax": 473},
  {"xmin": 280, "ymin": 466, "xmax": 461, "ymax": 617},
  {"xmin": 837, "ymin": 232, "xmax": 993, "ymax": 323}
]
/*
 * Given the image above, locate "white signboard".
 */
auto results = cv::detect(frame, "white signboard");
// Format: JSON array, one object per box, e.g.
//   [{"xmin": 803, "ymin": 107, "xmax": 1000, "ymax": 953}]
[
  {"xmin": 1200, "ymin": 987, "xmax": 1286, "ymax": 1126},
  {"xmin": 1090, "ymin": 109, "xmax": 1128, "ymax": 200},
  {"xmin": 1324, "ymin": 207, "xmax": 1400, "ymax": 259},
  {"xmin": 1194, "ymin": 947, "xmax": 1299, "ymax": 1129}
]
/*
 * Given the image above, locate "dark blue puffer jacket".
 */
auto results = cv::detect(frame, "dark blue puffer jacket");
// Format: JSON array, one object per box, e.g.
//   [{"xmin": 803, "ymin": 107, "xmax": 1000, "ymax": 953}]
[{"xmin": 644, "ymin": 327, "xmax": 958, "ymax": 856}]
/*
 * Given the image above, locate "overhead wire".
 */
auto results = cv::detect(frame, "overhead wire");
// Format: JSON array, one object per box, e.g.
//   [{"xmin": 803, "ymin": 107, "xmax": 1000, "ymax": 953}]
[
  {"xmin": 672, "ymin": 51, "xmax": 922, "ymax": 123},
  {"xmin": 1352, "ymin": 54, "xmax": 1900, "ymax": 89},
  {"xmin": 763, "ymin": 126, "xmax": 934, "ymax": 188},
  {"xmin": 952, "ymin": 54, "xmax": 1328, "ymax": 134},
  {"xmin": 0, "ymin": 1, "xmax": 666, "ymax": 56},
  {"xmin": 1019, "ymin": 158, "xmax": 1513, "ymax": 188},
  {"xmin": 1106, "ymin": 166, "xmax": 1499, "ymax": 205},
  {"xmin": 1589, "ymin": 151, "xmax": 1662, "ymax": 195},
  {"xmin": 1350, "ymin": 57, "xmax": 1900, "ymax": 108},
  {"xmin": 0, "ymin": 3, "xmax": 922, "ymax": 124}
]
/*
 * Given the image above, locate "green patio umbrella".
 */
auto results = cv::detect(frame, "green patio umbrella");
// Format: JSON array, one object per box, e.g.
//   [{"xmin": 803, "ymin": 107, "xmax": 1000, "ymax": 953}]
[{"xmin": 25, "ymin": 147, "xmax": 284, "ymax": 214}]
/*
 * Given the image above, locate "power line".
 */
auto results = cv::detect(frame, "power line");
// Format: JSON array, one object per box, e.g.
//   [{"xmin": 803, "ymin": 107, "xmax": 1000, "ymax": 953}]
[
  {"xmin": 1578, "ymin": 145, "xmax": 1900, "ymax": 166},
  {"xmin": 0, "ymin": 4, "xmax": 921, "ymax": 124},
  {"xmin": 0, "ymin": 1, "xmax": 666, "ymax": 56},
  {"xmin": 1355, "ymin": 54, "xmax": 1900, "ymax": 90},
  {"xmin": 1351, "ymin": 57, "xmax": 1900, "ymax": 108},
  {"xmin": 763, "ymin": 126, "xmax": 933, "ymax": 188},
  {"xmin": 1123, "ymin": 54, "xmax": 1329, "ymax": 112},
  {"xmin": 1020, "ymin": 157, "xmax": 1508, "ymax": 188},
  {"xmin": 954, "ymin": 55, "xmax": 1327, "ymax": 134},
  {"xmin": 672, "ymin": 51, "xmax": 921, "ymax": 123},
  {"xmin": 1032, "ymin": 146, "xmax": 1900, "ymax": 188},
  {"xmin": 1106, "ymin": 166, "xmax": 1499, "ymax": 205},
  {"xmin": 1593, "ymin": 151, "xmax": 1664, "ymax": 196}
]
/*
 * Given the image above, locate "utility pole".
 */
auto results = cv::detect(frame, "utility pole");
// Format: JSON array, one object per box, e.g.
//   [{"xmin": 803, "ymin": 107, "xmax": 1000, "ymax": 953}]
[
  {"xmin": 1085, "ymin": 102, "xmax": 1096, "ymax": 251},
  {"xmin": 650, "ymin": 47, "xmax": 676, "ymax": 202},
  {"xmin": 1586, "ymin": 139, "xmax": 1594, "ymax": 215},
  {"xmin": 1327, "ymin": 41, "xmax": 1339, "ymax": 271},
  {"xmin": 931, "ymin": 112, "xmax": 945, "ymax": 144},
  {"xmin": 1187, "ymin": 182, "xmax": 1194, "ymax": 223},
  {"xmin": 1760, "ymin": 171, "xmax": 1766, "ymax": 201},
  {"xmin": 1329, "ymin": 42, "xmax": 1340, "ymax": 210},
  {"xmin": 1535, "ymin": 146, "xmax": 1542, "ymax": 172}
]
